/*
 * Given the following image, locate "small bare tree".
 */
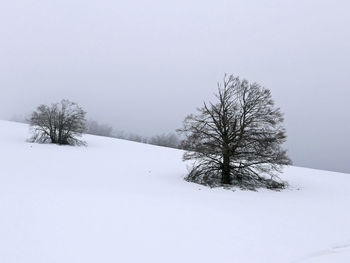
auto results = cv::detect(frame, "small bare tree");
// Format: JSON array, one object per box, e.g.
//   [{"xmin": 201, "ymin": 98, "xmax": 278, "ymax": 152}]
[
  {"xmin": 178, "ymin": 75, "xmax": 292, "ymax": 190},
  {"xmin": 28, "ymin": 99, "xmax": 86, "ymax": 146}
]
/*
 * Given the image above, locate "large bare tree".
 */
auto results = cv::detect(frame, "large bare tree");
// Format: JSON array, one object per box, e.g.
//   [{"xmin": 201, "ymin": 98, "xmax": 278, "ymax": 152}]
[
  {"xmin": 178, "ymin": 75, "xmax": 291, "ymax": 189},
  {"xmin": 28, "ymin": 99, "xmax": 86, "ymax": 146}
]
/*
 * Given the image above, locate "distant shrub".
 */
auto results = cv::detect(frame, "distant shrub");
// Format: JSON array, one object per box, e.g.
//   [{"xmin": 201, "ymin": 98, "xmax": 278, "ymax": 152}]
[{"xmin": 28, "ymin": 99, "xmax": 86, "ymax": 146}]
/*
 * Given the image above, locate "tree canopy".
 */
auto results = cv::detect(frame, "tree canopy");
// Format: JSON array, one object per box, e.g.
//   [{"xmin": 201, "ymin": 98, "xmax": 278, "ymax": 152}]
[{"xmin": 178, "ymin": 75, "xmax": 291, "ymax": 190}]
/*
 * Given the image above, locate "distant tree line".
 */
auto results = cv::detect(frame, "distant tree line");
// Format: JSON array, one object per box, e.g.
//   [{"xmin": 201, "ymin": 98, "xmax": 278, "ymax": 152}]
[
  {"xmin": 86, "ymin": 119, "xmax": 181, "ymax": 149},
  {"xmin": 14, "ymin": 106, "xmax": 181, "ymax": 149},
  {"xmin": 10, "ymin": 114, "xmax": 29, "ymax": 124}
]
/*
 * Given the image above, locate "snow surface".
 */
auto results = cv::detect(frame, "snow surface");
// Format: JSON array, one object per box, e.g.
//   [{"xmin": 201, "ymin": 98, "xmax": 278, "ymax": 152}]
[{"xmin": 0, "ymin": 120, "xmax": 349, "ymax": 263}]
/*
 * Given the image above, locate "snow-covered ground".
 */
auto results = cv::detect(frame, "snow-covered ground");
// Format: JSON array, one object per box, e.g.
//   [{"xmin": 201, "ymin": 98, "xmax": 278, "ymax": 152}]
[{"xmin": 0, "ymin": 120, "xmax": 349, "ymax": 263}]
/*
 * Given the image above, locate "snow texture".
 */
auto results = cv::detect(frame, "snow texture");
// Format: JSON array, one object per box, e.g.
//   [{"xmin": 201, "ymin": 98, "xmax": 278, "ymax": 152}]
[{"xmin": 0, "ymin": 120, "xmax": 349, "ymax": 263}]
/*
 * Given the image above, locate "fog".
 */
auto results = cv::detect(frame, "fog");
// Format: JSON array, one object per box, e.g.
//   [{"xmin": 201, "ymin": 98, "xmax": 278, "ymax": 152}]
[{"xmin": 1, "ymin": 0, "xmax": 349, "ymax": 173}]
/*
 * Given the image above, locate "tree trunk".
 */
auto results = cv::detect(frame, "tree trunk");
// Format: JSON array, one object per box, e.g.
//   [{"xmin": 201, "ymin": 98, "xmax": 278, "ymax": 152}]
[{"xmin": 221, "ymin": 148, "xmax": 231, "ymax": 184}]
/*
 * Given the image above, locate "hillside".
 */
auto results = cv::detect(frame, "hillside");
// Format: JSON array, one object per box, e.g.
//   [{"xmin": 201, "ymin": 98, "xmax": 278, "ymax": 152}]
[{"xmin": 0, "ymin": 120, "xmax": 349, "ymax": 263}]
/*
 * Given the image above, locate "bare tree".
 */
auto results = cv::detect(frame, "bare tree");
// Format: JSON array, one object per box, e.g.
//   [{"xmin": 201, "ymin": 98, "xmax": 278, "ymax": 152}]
[
  {"xmin": 178, "ymin": 75, "xmax": 292, "ymax": 190},
  {"xmin": 28, "ymin": 99, "xmax": 86, "ymax": 146}
]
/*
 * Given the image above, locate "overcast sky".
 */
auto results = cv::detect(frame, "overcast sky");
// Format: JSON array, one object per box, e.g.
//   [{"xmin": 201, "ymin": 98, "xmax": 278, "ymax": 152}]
[{"xmin": 1, "ymin": 0, "xmax": 349, "ymax": 173}]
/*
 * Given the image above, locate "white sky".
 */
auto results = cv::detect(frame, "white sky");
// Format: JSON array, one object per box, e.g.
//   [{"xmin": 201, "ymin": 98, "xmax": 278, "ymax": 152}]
[{"xmin": 1, "ymin": 0, "xmax": 349, "ymax": 173}]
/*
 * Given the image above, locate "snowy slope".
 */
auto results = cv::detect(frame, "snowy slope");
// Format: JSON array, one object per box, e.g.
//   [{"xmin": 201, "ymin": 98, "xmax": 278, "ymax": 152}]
[{"xmin": 0, "ymin": 120, "xmax": 349, "ymax": 263}]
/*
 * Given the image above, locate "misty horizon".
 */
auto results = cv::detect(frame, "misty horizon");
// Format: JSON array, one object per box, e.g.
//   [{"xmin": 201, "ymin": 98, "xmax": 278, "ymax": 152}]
[{"xmin": 1, "ymin": 0, "xmax": 349, "ymax": 174}]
